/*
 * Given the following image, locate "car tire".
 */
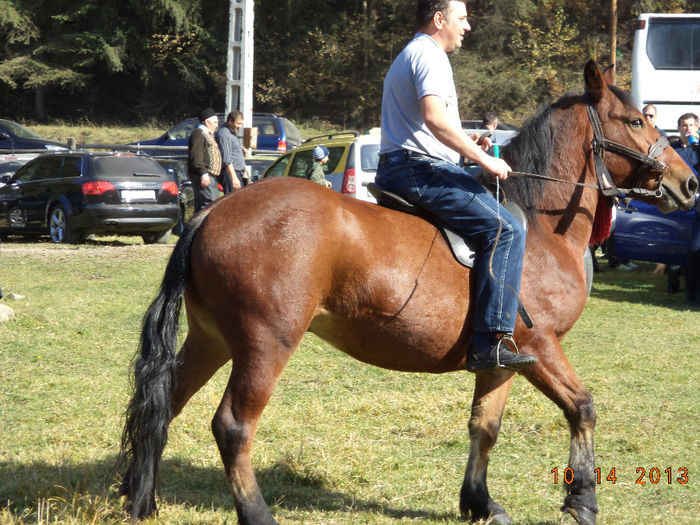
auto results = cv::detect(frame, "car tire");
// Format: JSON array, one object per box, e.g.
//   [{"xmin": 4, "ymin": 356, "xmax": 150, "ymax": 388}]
[
  {"xmin": 48, "ymin": 205, "xmax": 79, "ymax": 244},
  {"xmin": 142, "ymin": 229, "xmax": 171, "ymax": 245}
]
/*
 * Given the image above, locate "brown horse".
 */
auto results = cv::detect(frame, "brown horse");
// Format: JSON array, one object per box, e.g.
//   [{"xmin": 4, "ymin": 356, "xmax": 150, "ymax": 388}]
[{"xmin": 119, "ymin": 61, "xmax": 697, "ymax": 525}]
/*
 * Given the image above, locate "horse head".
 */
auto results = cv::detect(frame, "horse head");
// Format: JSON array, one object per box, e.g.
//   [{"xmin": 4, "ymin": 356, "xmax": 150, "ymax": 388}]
[{"xmin": 584, "ymin": 60, "xmax": 697, "ymax": 212}]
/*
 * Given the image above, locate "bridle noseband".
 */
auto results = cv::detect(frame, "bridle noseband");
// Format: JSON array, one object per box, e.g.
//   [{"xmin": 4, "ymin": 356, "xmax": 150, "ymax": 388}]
[{"xmin": 586, "ymin": 103, "xmax": 667, "ymax": 199}]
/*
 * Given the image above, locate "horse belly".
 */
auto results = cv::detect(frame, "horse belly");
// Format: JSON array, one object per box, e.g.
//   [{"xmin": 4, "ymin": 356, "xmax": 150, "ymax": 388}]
[{"xmin": 309, "ymin": 255, "xmax": 471, "ymax": 373}]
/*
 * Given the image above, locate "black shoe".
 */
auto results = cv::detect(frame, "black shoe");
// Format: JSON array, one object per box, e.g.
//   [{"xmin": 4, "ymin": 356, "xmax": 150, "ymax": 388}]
[{"xmin": 466, "ymin": 334, "xmax": 537, "ymax": 373}]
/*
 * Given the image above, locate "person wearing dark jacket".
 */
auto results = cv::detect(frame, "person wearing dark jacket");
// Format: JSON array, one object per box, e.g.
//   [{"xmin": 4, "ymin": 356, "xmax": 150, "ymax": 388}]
[{"xmin": 188, "ymin": 107, "xmax": 222, "ymax": 211}]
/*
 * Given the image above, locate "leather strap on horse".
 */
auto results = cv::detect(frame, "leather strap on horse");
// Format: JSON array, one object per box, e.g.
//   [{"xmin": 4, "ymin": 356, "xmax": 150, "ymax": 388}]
[{"xmin": 586, "ymin": 103, "xmax": 668, "ymax": 199}]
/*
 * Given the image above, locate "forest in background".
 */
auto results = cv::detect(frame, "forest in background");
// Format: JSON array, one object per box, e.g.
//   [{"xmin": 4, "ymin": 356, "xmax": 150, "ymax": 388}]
[{"xmin": 0, "ymin": 0, "xmax": 695, "ymax": 128}]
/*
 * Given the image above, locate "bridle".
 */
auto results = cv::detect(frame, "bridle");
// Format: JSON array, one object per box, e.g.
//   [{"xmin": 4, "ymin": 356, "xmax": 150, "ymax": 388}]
[
  {"xmin": 586, "ymin": 103, "xmax": 667, "ymax": 199},
  {"xmin": 509, "ymin": 103, "xmax": 669, "ymax": 200}
]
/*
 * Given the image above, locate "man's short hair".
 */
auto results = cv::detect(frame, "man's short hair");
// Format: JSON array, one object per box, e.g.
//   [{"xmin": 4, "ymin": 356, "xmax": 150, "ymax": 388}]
[
  {"xmin": 227, "ymin": 110, "xmax": 244, "ymax": 123},
  {"xmin": 416, "ymin": 0, "xmax": 463, "ymax": 28},
  {"xmin": 482, "ymin": 111, "xmax": 498, "ymax": 127},
  {"xmin": 677, "ymin": 112, "xmax": 699, "ymax": 127}
]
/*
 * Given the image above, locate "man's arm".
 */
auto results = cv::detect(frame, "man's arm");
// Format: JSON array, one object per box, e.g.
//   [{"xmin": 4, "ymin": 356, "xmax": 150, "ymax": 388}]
[{"xmin": 420, "ymin": 95, "xmax": 511, "ymax": 180}]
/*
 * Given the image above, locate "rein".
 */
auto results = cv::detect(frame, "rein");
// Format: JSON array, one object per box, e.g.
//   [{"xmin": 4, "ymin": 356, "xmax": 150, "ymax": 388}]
[{"xmin": 505, "ymin": 104, "xmax": 669, "ymax": 200}]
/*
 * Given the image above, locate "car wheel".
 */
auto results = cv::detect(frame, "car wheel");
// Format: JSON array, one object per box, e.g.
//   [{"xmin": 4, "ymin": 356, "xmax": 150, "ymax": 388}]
[
  {"xmin": 142, "ymin": 229, "xmax": 171, "ymax": 245},
  {"xmin": 48, "ymin": 205, "xmax": 79, "ymax": 244}
]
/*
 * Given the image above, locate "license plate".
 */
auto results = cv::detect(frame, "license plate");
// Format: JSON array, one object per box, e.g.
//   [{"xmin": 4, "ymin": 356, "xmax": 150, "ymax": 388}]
[{"xmin": 121, "ymin": 189, "xmax": 156, "ymax": 202}]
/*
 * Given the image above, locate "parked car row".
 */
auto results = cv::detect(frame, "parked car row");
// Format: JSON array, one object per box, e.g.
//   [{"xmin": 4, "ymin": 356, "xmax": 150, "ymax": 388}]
[
  {"xmin": 131, "ymin": 112, "xmax": 302, "ymax": 156},
  {"xmin": 0, "ymin": 152, "xmax": 179, "ymax": 244}
]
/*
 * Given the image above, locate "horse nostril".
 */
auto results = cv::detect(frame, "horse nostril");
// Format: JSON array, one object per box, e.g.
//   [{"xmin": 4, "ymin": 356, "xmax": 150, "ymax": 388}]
[{"xmin": 686, "ymin": 176, "xmax": 699, "ymax": 196}]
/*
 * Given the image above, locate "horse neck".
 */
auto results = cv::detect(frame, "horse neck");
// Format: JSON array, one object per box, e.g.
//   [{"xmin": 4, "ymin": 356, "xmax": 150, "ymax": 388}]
[{"xmin": 534, "ymin": 103, "xmax": 601, "ymax": 250}]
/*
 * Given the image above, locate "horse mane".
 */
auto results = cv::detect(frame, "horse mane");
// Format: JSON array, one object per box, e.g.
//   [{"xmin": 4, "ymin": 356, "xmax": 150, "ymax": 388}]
[{"xmin": 476, "ymin": 104, "xmax": 556, "ymax": 219}]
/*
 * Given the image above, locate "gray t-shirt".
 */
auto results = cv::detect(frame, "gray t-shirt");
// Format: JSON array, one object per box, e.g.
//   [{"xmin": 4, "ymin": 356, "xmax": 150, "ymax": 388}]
[{"xmin": 380, "ymin": 33, "xmax": 461, "ymax": 165}]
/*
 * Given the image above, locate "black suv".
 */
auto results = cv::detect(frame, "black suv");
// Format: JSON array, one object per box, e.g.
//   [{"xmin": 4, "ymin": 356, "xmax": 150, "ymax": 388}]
[{"xmin": 0, "ymin": 152, "xmax": 179, "ymax": 244}]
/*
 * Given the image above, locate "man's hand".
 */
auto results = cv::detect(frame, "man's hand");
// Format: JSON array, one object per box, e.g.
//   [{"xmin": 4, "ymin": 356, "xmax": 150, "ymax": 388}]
[
  {"xmin": 200, "ymin": 173, "xmax": 211, "ymax": 187},
  {"xmin": 472, "ymin": 131, "xmax": 492, "ymax": 152},
  {"xmin": 480, "ymin": 155, "xmax": 512, "ymax": 180}
]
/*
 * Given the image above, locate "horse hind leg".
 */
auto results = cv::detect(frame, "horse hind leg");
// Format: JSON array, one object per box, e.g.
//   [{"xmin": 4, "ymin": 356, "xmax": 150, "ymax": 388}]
[
  {"xmin": 460, "ymin": 371, "xmax": 516, "ymax": 524},
  {"xmin": 212, "ymin": 332, "xmax": 298, "ymax": 525}
]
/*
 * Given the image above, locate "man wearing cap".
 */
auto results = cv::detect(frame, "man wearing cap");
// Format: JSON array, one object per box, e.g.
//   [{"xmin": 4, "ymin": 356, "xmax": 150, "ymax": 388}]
[
  {"xmin": 304, "ymin": 145, "xmax": 332, "ymax": 188},
  {"xmin": 376, "ymin": 0, "xmax": 536, "ymax": 372},
  {"xmin": 188, "ymin": 108, "xmax": 222, "ymax": 211}
]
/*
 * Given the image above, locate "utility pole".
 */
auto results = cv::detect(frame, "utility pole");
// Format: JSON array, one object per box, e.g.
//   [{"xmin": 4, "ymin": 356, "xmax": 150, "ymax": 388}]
[
  {"xmin": 610, "ymin": 0, "xmax": 617, "ymax": 83},
  {"xmin": 226, "ymin": 0, "xmax": 255, "ymax": 129}
]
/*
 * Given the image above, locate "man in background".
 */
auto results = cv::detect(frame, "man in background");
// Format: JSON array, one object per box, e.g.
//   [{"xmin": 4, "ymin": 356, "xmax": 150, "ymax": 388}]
[
  {"xmin": 188, "ymin": 108, "xmax": 222, "ymax": 211},
  {"xmin": 215, "ymin": 110, "xmax": 249, "ymax": 194}
]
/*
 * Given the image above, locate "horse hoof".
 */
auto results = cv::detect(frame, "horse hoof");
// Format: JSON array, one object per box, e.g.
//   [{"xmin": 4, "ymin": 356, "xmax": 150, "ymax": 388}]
[{"xmin": 562, "ymin": 505, "xmax": 597, "ymax": 525}]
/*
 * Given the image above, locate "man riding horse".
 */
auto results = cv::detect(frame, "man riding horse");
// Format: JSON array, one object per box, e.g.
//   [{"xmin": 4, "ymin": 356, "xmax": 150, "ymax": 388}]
[{"xmin": 377, "ymin": 0, "xmax": 536, "ymax": 372}]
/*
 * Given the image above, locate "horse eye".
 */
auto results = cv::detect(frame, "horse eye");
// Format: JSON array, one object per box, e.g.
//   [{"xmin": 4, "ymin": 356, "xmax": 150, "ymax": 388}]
[{"xmin": 631, "ymin": 118, "xmax": 644, "ymax": 128}]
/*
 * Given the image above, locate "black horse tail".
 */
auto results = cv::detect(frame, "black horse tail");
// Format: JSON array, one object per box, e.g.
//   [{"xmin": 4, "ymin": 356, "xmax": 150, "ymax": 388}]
[{"xmin": 118, "ymin": 210, "xmax": 210, "ymax": 521}]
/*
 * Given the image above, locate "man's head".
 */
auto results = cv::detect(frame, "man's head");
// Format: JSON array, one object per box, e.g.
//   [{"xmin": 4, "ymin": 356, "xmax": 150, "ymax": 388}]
[
  {"xmin": 416, "ymin": 0, "xmax": 470, "ymax": 53},
  {"xmin": 199, "ymin": 107, "xmax": 219, "ymax": 133},
  {"xmin": 226, "ymin": 110, "xmax": 244, "ymax": 132},
  {"xmin": 482, "ymin": 111, "xmax": 498, "ymax": 131},
  {"xmin": 677, "ymin": 112, "xmax": 699, "ymax": 146},
  {"xmin": 642, "ymin": 104, "xmax": 658, "ymax": 127},
  {"xmin": 312, "ymin": 145, "xmax": 329, "ymax": 164}
]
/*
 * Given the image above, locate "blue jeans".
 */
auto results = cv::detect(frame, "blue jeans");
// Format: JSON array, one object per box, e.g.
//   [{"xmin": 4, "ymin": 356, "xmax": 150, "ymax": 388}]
[{"xmin": 376, "ymin": 154, "xmax": 526, "ymax": 334}]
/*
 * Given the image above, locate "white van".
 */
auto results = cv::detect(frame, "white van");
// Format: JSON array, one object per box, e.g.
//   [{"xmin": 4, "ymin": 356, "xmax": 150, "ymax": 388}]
[{"xmin": 631, "ymin": 13, "xmax": 700, "ymax": 133}]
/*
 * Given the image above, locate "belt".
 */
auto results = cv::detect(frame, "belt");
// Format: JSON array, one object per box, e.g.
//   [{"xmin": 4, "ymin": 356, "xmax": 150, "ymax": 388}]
[{"xmin": 378, "ymin": 149, "xmax": 435, "ymax": 165}]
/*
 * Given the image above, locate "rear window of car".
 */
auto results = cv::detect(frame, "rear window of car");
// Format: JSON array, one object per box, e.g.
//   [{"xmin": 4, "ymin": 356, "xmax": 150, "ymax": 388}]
[
  {"xmin": 253, "ymin": 117, "xmax": 279, "ymax": 136},
  {"xmin": 264, "ymin": 154, "xmax": 291, "ymax": 178},
  {"xmin": 360, "ymin": 144, "xmax": 380, "ymax": 171},
  {"xmin": 93, "ymin": 156, "xmax": 165, "ymax": 178}
]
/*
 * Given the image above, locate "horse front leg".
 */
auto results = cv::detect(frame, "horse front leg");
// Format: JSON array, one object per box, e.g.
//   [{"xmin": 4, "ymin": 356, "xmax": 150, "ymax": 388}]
[
  {"xmin": 523, "ymin": 338, "xmax": 598, "ymax": 525},
  {"xmin": 460, "ymin": 370, "xmax": 516, "ymax": 524}
]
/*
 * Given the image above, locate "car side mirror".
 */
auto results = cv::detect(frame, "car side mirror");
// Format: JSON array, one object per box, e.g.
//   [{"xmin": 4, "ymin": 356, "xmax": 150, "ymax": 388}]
[{"xmin": 0, "ymin": 175, "xmax": 10, "ymax": 184}]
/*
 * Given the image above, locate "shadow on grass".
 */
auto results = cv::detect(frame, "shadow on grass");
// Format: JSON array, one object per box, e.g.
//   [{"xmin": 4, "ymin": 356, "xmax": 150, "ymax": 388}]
[
  {"xmin": 590, "ymin": 265, "xmax": 699, "ymax": 311},
  {"xmin": 2, "ymin": 456, "xmax": 508, "ymax": 522}
]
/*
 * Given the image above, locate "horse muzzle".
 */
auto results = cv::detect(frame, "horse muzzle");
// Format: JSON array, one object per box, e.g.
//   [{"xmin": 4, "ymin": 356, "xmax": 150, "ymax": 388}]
[{"xmin": 658, "ymin": 174, "xmax": 698, "ymax": 213}]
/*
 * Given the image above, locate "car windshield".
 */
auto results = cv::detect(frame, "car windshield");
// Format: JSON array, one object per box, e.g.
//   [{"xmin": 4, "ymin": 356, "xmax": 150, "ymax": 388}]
[
  {"xmin": 167, "ymin": 120, "xmax": 199, "ymax": 141},
  {"xmin": 0, "ymin": 119, "xmax": 43, "ymax": 139}
]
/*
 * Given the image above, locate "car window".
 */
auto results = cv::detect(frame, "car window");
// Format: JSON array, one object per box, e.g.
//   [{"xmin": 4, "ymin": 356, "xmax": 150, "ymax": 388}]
[
  {"xmin": 168, "ymin": 120, "xmax": 198, "ymax": 141},
  {"xmin": 325, "ymin": 147, "xmax": 346, "ymax": 173},
  {"xmin": 281, "ymin": 118, "xmax": 302, "ymax": 144},
  {"xmin": 264, "ymin": 154, "xmax": 291, "ymax": 178},
  {"xmin": 93, "ymin": 156, "xmax": 165, "ymax": 178},
  {"xmin": 61, "ymin": 156, "xmax": 83, "ymax": 178},
  {"xmin": 290, "ymin": 150, "xmax": 314, "ymax": 178},
  {"xmin": 254, "ymin": 117, "xmax": 278, "ymax": 136},
  {"xmin": 360, "ymin": 144, "xmax": 380, "ymax": 171},
  {"xmin": 15, "ymin": 157, "xmax": 62, "ymax": 182}
]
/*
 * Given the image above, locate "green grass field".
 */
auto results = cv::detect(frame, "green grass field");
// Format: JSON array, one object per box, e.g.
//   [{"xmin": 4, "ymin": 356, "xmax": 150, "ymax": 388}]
[{"xmin": 0, "ymin": 238, "xmax": 698, "ymax": 524}]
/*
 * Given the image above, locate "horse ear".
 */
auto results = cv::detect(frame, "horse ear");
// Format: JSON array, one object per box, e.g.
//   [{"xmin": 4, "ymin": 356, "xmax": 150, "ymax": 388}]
[
  {"xmin": 584, "ymin": 60, "xmax": 607, "ymax": 102},
  {"xmin": 602, "ymin": 63, "xmax": 615, "ymax": 85}
]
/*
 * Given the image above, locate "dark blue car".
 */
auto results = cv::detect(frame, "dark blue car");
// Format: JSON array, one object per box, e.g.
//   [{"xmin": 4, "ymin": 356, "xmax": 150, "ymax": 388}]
[
  {"xmin": 612, "ymin": 198, "xmax": 699, "ymax": 265},
  {"xmin": 0, "ymin": 119, "xmax": 66, "ymax": 152},
  {"xmin": 131, "ymin": 113, "xmax": 302, "ymax": 157}
]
